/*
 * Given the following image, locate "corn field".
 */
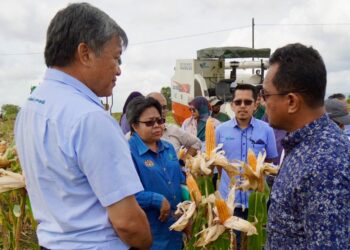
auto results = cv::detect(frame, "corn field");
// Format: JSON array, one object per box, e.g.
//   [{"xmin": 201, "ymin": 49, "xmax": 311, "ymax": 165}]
[
  {"xmin": 0, "ymin": 113, "xmax": 273, "ymax": 249},
  {"xmin": 0, "ymin": 115, "xmax": 38, "ymax": 250}
]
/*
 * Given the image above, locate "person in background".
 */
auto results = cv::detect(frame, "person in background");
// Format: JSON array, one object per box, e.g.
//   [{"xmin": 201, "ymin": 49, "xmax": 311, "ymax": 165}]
[
  {"xmin": 328, "ymin": 93, "xmax": 347, "ymax": 104},
  {"xmin": 328, "ymin": 93, "xmax": 350, "ymax": 137},
  {"xmin": 14, "ymin": 3, "xmax": 152, "ymax": 250},
  {"xmin": 263, "ymin": 43, "xmax": 350, "ymax": 249},
  {"xmin": 127, "ymin": 96, "xmax": 184, "ymax": 250},
  {"xmin": 325, "ymin": 98, "xmax": 350, "ymax": 133},
  {"xmin": 120, "ymin": 91, "xmax": 143, "ymax": 134},
  {"xmin": 209, "ymin": 96, "xmax": 230, "ymax": 122},
  {"xmin": 253, "ymin": 84, "xmax": 266, "ymax": 119},
  {"xmin": 216, "ymin": 83, "xmax": 277, "ymax": 248},
  {"xmin": 147, "ymin": 92, "xmax": 201, "ymax": 155},
  {"xmin": 182, "ymin": 96, "xmax": 216, "ymax": 142}
]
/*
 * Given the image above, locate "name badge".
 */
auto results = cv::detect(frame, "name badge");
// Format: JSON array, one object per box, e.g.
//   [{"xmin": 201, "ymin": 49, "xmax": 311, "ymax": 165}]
[
  {"xmin": 224, "ymin": 137, "xmax": 235, "ymax": 140},
  {"xmin": 144, "ymin": 160, "xmax": 155, "ymax": 167}
]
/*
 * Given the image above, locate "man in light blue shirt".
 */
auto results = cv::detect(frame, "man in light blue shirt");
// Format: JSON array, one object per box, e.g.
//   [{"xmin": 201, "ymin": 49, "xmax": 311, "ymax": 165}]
[
  {"xmin": 14, "ymin": 3, "xmax": 152, "ymax": 250},
  {"xmin": 216, "ymin": 84, "xmax": 277, "ymax": 218},
  {"xmin": 216, "ymin": 84, "xmax": 277, "ymax": 248}
]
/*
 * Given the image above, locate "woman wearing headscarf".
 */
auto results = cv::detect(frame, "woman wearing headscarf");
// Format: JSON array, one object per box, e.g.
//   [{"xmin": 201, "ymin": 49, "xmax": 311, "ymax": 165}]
[
  {"xmin": 127, "ymin": 96, "xmax": 184, "ymax": 250},
  {"xmin": 119, "ymin": 91, "xmax": 143, "ymax": 134},
  {"xmin": 181, "ymin": 96, "xmax": 211, "ymax": 141}
]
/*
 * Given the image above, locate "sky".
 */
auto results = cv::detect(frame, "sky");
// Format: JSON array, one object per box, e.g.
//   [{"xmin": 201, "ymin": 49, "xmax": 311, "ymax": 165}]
[{"xmin": 1, "ymin": 0, "xmax": 350, "ymax": 112}]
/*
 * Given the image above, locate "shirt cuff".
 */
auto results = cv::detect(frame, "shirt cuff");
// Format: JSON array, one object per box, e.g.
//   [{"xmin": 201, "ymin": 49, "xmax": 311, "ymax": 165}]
[{"xmin": 152, "ymin": 193, "xmax": 165, "ymax": 209}]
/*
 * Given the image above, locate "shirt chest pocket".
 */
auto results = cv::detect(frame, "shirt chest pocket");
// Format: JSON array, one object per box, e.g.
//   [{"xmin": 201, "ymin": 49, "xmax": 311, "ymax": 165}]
[{"xmin": 252, "ymin": 139, "xmax": 266, "ymax": 154}]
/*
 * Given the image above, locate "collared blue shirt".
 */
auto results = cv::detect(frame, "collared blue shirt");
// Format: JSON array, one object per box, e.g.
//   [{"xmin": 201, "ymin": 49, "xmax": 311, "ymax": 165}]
[
  {"xmin": 129, "ymin": 133, "xmax": 184, "ymax": 250},
  {"xmin": 216, "ymin": 117, "xmax": 278, "ymax": 208},
  {"xmin": 15, "ymin": 68, "xmax": 143, "ymax": 250},
  {"xmin": 266, "ymin": 114, "xmax": 350, "ymax": 249}
]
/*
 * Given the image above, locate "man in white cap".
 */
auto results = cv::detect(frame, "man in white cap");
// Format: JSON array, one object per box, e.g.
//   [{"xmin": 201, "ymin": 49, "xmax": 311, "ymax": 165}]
[{"xmin": 208, "ymin": 96, "xmax": 230, "ymax": 122}]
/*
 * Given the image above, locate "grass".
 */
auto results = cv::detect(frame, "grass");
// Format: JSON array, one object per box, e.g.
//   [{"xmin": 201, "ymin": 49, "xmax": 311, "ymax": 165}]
[{"xmin": 0, "ymin": 117, "xmax": 16, "ymax": 143}]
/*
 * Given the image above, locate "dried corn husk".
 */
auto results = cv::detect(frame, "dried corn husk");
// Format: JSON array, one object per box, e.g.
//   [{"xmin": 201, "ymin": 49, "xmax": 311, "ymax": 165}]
[
  {"xmin": 0, "ymin": 169, "xmax": 25, "ymax": 193},
  {"xmin": 169, "ymin": 201, "xmax": 196, "ymax": 231},
  {"xmin": 239, "ymin": 150, "xmax": 278, "ymax": 192},
  {"xmin": 223, "ymin": 216, "xmax": 257, "ymax": 236},
  {"xmin": 194, "ymin": 224, "xmax": 226, "ymax": 247}
]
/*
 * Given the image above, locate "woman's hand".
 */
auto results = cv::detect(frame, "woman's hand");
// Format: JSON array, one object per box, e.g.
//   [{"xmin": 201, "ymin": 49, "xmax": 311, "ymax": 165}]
[{"xmin": 158, "ymin": 198, "xmax": 171, "ymax": 222}]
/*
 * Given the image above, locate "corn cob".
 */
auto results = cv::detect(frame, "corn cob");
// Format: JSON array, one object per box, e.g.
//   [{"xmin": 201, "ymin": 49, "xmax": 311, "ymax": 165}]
[
  {"xmin": 177, "ymin": 146, "xmax": 186, "ymax": 160},
  {"xmin": 186, "ymin": 172, "xmax": 202, "ymax": 203},
  {"xmin": 247, "ymin": 148, "xmax": 257, "ymax": 171},
  {"xmin": 214, "ymin": 191, "xmax": 231, "ymax": 223},
  {"xmin": 205, "ymin": 118, "xmax": 216, "ymax": 158},
  {"xmin": 0, "ymin": 158, "xmax": 11, "ymax": 168}
]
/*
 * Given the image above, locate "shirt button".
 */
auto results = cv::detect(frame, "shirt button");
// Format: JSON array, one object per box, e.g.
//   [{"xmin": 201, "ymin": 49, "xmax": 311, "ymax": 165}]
[
  {"xmin": 173, "ymin": 195, "xmax": 176, "ymax": 199},
  {"xmin": 168, "ymin": 181, "xmax": 171, "ymax": 185},
  {"xmin": 163, "ymin": 168, "xmax": 166, "ymax": 171}
]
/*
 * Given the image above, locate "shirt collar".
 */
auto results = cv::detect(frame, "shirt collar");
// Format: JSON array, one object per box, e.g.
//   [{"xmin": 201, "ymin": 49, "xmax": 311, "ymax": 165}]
[
  {"xmin": 131, "ymin": 132, "xmax": 168, "ymax": 155},
  {"xmin": 44, "ymin": 68, "xmax": 104, "ymax": 109},
  {"xmin": 230, "ymin": 117, "xmax": 256, "ymax": 128},
  {"xmin": 282, "ymin": 114, "xmax": 329, "ymax": 151}
]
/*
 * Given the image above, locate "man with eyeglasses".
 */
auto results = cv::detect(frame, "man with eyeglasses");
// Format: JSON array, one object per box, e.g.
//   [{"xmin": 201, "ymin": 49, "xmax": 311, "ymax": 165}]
[
  {"xmin": 263, "ymin": 43, "xmax": 350, "ymax": 249},
  {"xmin": 216, "ymin": 83, "xmax": 278, "ymax": 248}
]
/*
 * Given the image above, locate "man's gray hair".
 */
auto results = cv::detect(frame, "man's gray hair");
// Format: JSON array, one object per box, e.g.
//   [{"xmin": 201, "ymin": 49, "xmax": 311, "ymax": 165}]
[{"xmin": 44, "ymin": 2, "xmax": 128, "ymax": 67}]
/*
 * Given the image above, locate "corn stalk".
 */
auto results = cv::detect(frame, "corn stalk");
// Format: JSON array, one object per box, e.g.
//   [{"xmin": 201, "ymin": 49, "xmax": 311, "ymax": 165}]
[
  {"xmin": 247, "ymin": 182, "xmax": 270, "ymax": 249},
  {"xmin": 0, "ymin": 151, "xmax": 38, "ymax": 249},
  {"xmin": 184, "ymin": 176, "xmax": 231, "ymax": 250}
]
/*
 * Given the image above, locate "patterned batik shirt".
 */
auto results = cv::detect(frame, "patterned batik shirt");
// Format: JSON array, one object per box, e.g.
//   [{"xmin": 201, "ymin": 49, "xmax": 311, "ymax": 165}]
[{"xmin": 266, "ymin": 114, "xmax": 350, "ymax": 249}]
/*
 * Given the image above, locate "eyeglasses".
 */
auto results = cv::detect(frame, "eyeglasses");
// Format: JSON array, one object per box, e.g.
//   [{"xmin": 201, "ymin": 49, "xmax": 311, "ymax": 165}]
[
  {"xmin": 259, "ymin": 89, "xmax": 290, "ymax": 101},
  {"xmin": 138, "ymin": 117, "xmax": 165, "ymax": 127},
  {"xmin": 161, "ymin": 105, "xmax": 168, "ymax": 111},
  {"xmin": 260, "ymin": 89, "xmax": 308, "ymax": 101},
  {"xmin": 233, "ymin": 99, "xmax": 254, "ymax": 106}
]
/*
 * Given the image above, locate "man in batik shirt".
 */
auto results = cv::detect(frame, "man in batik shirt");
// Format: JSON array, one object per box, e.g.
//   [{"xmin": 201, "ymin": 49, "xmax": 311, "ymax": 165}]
[{"xmin": 262, "ymin": 43, "xmax": 350, "ymax": 249}]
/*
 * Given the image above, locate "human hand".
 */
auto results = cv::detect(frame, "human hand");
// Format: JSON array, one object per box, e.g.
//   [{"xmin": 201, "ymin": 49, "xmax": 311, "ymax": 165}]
[{"xmin": 158, "ymin": 198, "xmax": 171, "ymax": 222}]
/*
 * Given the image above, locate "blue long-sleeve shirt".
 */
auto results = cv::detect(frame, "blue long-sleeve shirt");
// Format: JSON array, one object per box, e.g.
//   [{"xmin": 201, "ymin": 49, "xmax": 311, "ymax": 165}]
[{"xmin": 129, "ymin": 133, "xmax": 184, "ymax": 250}]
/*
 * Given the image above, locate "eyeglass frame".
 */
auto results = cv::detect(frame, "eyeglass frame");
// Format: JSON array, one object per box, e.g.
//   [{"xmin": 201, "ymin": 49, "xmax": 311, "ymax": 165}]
[
  {"xmin": 259, "ymin": 88, "xmax": 307, "ymax": 101},
  {"xmin": 232, "ymin": 99, "xmax": 254, "ymax": 106},
  {"xmin": 137, "ymin": 117, "xmax": 165, "ymax": 127}
]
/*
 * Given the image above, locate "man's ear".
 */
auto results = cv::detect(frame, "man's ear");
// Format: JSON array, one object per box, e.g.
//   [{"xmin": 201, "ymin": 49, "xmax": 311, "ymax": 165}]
[
  {"xmin": 286, "ymin": 93, "xmax": 301, "ymax": 114},
  {"xmin": 76, "ymin": 43, "xmax": 92, "ymax": 66}
]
